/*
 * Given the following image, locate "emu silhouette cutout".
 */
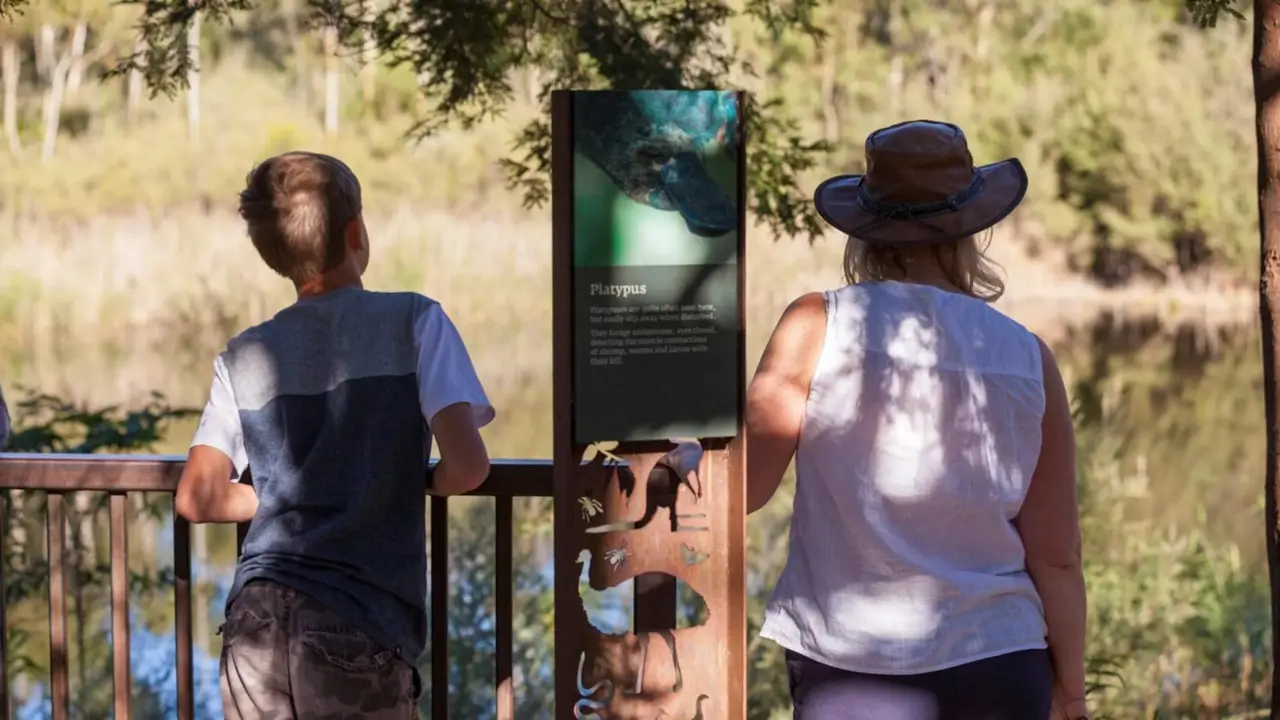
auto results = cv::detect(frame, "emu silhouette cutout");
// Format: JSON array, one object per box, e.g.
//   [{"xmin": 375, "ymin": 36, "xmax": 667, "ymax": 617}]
[{"xmin": 575, "ymin": 549, "xmax": 687, "ymax": 698}]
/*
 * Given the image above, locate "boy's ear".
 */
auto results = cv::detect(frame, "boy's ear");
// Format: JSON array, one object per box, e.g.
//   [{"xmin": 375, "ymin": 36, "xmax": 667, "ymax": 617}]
[{"xmin": 344, "ymin": 215, "xmax": 365, "ymax": 252}]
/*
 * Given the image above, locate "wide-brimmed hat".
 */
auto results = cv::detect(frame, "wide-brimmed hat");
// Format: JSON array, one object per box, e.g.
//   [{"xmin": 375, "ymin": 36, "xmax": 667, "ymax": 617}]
[{"xmin": 814, "ymin": 120, "xmax": 1028, "ymax": 246}]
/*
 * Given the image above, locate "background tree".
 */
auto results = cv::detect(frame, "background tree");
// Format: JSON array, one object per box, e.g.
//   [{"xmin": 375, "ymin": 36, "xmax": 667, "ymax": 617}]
[
  {"xmin": 1184, "ymin": 0, "xmax": 1279, "ymax": 715},
  {"xmin": 94, "ymin": 0, "xmax": 833, "ymax": 240}
]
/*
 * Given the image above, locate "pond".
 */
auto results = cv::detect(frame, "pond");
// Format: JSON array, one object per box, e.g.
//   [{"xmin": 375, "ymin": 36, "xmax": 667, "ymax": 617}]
[{"xmin": 1, "ymin": 311, "xmax": 1268, "ymax": 719}]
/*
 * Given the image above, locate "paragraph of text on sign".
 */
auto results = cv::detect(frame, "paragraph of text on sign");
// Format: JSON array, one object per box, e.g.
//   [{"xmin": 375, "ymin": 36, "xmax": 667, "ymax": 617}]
[{"xmin": 587, "ymin": 304, "xmax": 718, "ymax": 367}]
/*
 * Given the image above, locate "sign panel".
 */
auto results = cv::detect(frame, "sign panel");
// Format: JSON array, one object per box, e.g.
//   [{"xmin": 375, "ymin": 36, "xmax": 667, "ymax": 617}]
[{"xmin": 568, "ymin": 90, "xmax": 746, "ymax": 443}]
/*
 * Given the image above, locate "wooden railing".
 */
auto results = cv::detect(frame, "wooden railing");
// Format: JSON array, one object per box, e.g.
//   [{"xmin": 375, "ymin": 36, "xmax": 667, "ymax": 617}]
[{"xmin": 0, "ymin": 453, "xmax": 554, "ymax": 720}]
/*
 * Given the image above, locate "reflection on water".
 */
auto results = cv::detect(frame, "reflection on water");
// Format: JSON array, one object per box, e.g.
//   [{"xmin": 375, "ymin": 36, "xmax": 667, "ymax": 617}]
[
  {"xmin": 1058, "ymin": 313, "xmax": 1263, "ymax": 559},
  {"xmin": 1, "ymin": 313, "xmax": 1268, "ymax": 718}
]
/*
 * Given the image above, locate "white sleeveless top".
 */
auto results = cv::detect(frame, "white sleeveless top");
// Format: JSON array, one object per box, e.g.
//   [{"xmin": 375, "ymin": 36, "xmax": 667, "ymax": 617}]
[{"xmin": 759, "ymin": 280, "xmax": 1049, "ymax": 674}]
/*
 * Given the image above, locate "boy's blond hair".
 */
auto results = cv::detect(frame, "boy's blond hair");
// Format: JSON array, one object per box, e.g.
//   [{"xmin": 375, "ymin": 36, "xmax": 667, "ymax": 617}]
[
  {"xmin": 842, "ymin": 231, "xmax": 1006, "ymax": 302},
  {"xmin": 238, "ymin": 152, "xmax": 363, "ymax": 284}
]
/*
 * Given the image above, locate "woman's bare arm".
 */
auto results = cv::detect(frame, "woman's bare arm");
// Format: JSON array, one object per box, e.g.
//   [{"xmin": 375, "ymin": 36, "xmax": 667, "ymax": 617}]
[
  {"xmin": 1016, "ymin": 337, "xmax": 1088, "ymax": 715},
  {"xmin": 744, "ymin": 292, "xmax": 826, "ymax": 514}
]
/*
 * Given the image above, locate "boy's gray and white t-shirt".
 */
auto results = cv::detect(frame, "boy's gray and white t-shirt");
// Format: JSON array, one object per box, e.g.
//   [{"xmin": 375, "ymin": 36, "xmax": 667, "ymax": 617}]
[{"xmin": 192, "ymin": 286, "xmax": 494, "ymax": 662}]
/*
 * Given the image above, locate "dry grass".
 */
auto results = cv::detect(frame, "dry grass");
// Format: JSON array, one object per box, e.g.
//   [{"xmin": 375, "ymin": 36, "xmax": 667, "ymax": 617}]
[{"xmin": 2, "ymin": 205, "xmax": 1257, "ymax": 456}]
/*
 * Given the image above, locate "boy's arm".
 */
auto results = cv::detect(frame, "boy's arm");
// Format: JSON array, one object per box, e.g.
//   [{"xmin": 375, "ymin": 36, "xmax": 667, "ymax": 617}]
[
  {"xmin": 175, "ymin": 356, "xmax": 258, "ymax": 524},
  {"xmin": 416, "ymin": 301, "xmax": 495, "ymax": 496}
]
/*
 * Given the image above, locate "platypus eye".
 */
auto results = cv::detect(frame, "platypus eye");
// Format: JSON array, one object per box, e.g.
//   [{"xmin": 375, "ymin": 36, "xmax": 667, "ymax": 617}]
[{"xmin": 634, "ymin": 147, "xmax": 668, "ymax": 169}]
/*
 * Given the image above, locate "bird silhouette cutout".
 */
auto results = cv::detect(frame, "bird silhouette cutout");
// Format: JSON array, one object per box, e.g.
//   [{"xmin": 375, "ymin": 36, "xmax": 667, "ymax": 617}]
[
  {"xmin": 574, "ymin": 91, "xmax": 738, "ymax": 238},
  {"xmin": 575, "ymin": 652, "xmax": 614, "ymax": 719}
]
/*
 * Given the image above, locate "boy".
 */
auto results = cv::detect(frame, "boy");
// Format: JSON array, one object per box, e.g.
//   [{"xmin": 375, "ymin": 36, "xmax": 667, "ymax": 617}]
[{"xmin": 175, "ymin": 151, "xmax": 494, "ymax": 719}]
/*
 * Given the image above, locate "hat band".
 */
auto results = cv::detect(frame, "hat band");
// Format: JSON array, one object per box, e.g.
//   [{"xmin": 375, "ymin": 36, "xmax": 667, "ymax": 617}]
[{"xmin": 855, "ymin": 172, "xmax": 986, "ymax": 221}]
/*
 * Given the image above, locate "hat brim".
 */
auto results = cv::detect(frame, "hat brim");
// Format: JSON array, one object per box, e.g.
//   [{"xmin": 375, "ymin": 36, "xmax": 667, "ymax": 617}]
[{"xmin": 813, "ymin": 158, "xmax": 1028, "ymax": 246}]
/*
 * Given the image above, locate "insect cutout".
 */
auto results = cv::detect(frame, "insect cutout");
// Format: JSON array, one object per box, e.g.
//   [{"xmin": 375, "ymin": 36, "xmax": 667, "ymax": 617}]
[
  {"xmin": 604, "ymin": 544, "xmax": 631, "ymax": 571},
  {"xmin": 579, "ymin": 495, "xmax": 605, "ymax": 520}
]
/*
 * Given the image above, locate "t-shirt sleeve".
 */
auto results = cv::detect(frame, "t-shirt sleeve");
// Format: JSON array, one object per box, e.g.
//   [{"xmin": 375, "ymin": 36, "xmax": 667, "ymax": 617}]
[
  {"xmin": 414, "ymin": 301, "xmax": 496, "ymax": 430},
  {"xmin": 190, "ymin": 355, "xmax": 249, "ymax": 480}
]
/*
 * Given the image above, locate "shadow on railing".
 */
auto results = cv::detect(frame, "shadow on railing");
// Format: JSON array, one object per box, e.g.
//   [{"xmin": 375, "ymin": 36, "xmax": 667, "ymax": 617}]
[{"xmin": 0, "ymin": 453, "xmax": 553, "ymax": 720}]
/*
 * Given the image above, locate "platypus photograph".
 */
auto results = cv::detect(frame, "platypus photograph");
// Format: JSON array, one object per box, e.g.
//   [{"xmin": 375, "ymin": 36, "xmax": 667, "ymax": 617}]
[{"xmin": 572, "ymin": 90, "xmax": 741, "ymax": 268}]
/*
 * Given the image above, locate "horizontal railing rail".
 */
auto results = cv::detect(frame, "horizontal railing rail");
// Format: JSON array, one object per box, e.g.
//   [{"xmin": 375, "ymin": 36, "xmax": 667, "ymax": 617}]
[{"xmin": 0, "ymin": 453, "xmax": 554, "ymax": 720}]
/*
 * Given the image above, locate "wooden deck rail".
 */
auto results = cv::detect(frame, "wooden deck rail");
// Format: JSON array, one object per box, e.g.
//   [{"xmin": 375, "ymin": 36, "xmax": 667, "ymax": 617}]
[{"xmin": 0, "ymin": 453, "xmax": 553, "ymax": 720}]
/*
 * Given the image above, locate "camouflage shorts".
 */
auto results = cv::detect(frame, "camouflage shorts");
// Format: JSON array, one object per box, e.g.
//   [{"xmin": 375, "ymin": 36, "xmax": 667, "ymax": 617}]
[{"xmin": 218, "ymin": 579, "xmax": 422, "ymax": 720}]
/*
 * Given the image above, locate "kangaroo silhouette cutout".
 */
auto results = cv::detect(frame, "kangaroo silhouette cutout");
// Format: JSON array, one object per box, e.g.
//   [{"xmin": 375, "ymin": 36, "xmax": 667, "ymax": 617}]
[{"xmin": 586, "ymin": 446, "xmax": 708, "ymax": 534}]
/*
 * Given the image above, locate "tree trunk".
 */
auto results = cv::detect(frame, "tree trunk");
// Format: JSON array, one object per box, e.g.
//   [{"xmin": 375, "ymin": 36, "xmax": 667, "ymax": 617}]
[
  {"xmin": 41, "ymin": 55, "xmax": 72, "ymax": 162},
  {"xmin": 186, "ymin": 11, "xmax": 201, "ymax": 142},
  {"xmin": 127, "ymin": 38, "xmax": 145, "ymax": 124},
  {"xmin": 360, "ymin": 0, "xmax": 377, "ymax": 103},
  {"xmin": 1254, "ymin": 0, "xmax": 1280, "ymax": 716},
  {"xmin": 818, "ymin": 41, "xmax": 840, "ymax": 143},
  {"xmin": 885, "ymin": 0, "xmax": 904, "ymax": 117},
  {"xmin": 1, "ymin": 40, "xmax": 20, "ymax": 153},
  {"xmin": 324, "ymin": 24, "xmax": 339, "ymax": 135},
  {"xmin": 65, "ymin": 21, "xmax": 88, "ymax": 96},
  {"xmin": 282, "ymin": 0, "xmax": 304, "ymax": 98},
  {"xmin": 973, "ymin": 1, "xmax": 995, "ymax": 100},
  {"xmin": 36, "ymin": 24, "xmax": 55, "ymax": 82}
]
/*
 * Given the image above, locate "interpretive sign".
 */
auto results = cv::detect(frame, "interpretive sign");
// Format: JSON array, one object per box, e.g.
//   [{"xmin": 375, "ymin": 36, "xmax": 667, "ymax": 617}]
[
  {"xmin": 564, "ymin": 89, "xmax": 746, "ymax": 443},
  {"xmin": 550, "ymin": 90, "xmax": 749, "ymax": 720}
]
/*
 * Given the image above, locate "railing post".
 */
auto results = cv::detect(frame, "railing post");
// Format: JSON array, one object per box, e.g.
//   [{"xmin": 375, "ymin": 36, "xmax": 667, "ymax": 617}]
[
  {"xmin": 47, "ymin": 493, "xmax": 69, "ymax": 719},
  {"xmin": 173, "ymin": 515, "xmax": 194, "ymax": 720},
  {"xmin": 494, "ymin": 496, "xmax": 515, "ymax": 720},
  {"xmin": 430, "ymin": 496, "xmax": 449, "ymax": 719},
  {"xmin": 109, "ymin": 493, "xmax": 132, "ymax": 719}
]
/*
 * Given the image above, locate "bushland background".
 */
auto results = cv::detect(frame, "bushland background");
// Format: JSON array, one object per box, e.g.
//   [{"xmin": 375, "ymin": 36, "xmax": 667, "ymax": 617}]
[{"xmin": 0, "ymin": 0, "xmax": 1271, "ymax": 717}]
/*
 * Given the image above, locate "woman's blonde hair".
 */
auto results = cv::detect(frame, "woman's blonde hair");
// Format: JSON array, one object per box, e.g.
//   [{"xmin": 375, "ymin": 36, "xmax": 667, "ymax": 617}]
[{"xmin": 842, "ymin": 230, "xmax": 1006, "ymax": 302}]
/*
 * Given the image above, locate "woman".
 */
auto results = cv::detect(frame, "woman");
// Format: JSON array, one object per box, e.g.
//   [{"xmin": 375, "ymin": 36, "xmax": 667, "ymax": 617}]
[{"xmin": 747, "ymin": 120, "xmax": 1089, "ymax": 720}]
